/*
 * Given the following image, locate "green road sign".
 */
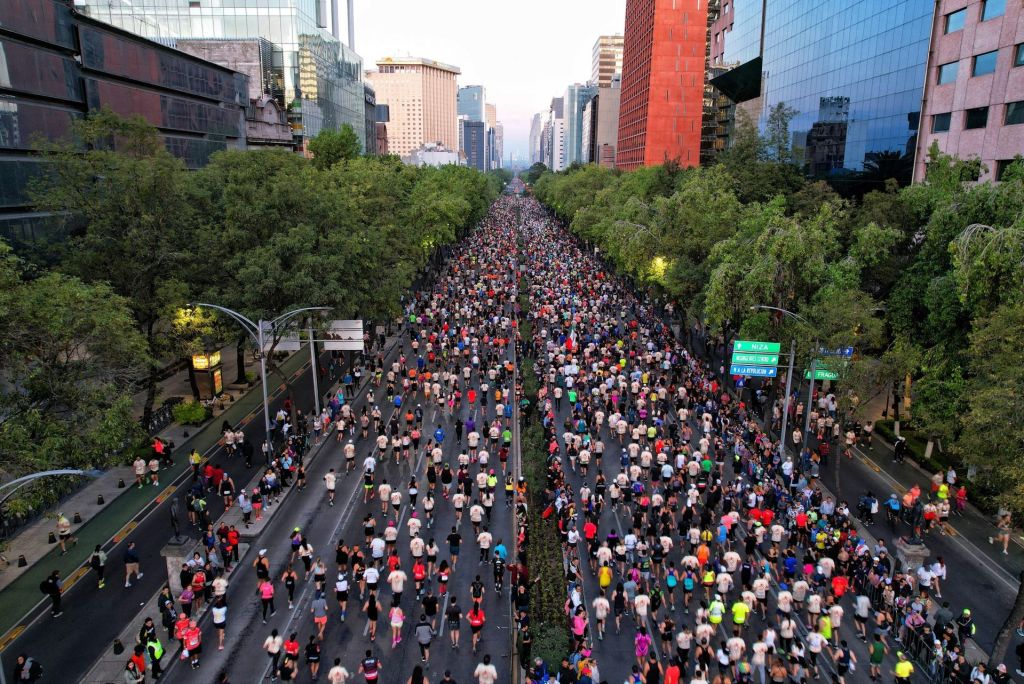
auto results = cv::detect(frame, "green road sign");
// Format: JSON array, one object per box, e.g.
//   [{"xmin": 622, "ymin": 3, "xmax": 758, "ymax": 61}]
[
  {"xmin": 731, "ymin": 352, "xmax": 779, "ymax": 366},
  {"xmin": 733, "ymin": 340, "xmax": 781, "ymax": 354},
  {"xmin": 805, "ymin": 368, "xmax": 840, "ymax": 381}
]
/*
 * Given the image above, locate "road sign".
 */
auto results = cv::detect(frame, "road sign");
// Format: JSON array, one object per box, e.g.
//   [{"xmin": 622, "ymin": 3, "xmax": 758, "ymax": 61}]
[
  {"xmin": 818, "ymin": 346, "xmax": 854, "ymax": 358},
  {"xmin": 731, "ymin": 364, "xmax": 778, "ymax": 378},
  {"xmin": 733, "ymin": 340, "xmax": 781, "ymax": 354},
  {"xmin": 805, "ymin": 368, "xmax": 840, "ymax": 381},
  {"xmin": 323, "ymin": 319, "xmax": 364, "ymax": 351},
  {"xmin": 731, "ymin": 352, "xmax": 780, "ymax": 366}
]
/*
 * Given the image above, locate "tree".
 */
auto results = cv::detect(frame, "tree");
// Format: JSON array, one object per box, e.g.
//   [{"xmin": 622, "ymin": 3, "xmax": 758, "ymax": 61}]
[
  {"xmin": 764, "ymin": 102, "xmax": 798, "ymax": 164},
  {"xmin": 521, "ymin": 162, "xmax": 548, "ymax": 185},
  {"xmin": 957, "ymin": 304, "xmax": 1024, "ymax": 510},
  {"xmin": 0, "ymin": 240, "xmax": 147, "ymax": 515},
  {"xmin": 29, "ymin": 109, "xmax": 197, "ymax": 428},
  {"xmin": 308, "ymin": 124, "xmax": 362, "ymax": 168}
]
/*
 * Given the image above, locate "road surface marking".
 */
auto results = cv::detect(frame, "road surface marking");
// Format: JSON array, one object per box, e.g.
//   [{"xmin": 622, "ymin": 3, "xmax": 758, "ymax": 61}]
[
  {"xmin": 154, "ymin": 485, "xmax": 177, "ymax": 504},
  {"xmin": 61, "ymin": 566, "xmax": 91, "ymax": 592},
  {"xmin": 113, "ymin": 521, "xmax": 138, "ymax": 544},
  {"xmin": 0, "ymin": 625, "xmax": 25, "ymax": 652}
]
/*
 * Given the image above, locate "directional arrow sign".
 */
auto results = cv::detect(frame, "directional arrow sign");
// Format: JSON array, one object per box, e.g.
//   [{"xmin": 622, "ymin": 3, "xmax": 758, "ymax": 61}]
[
  {"xmin": 731, "ymin": 364, "xmax": 778, "ymax": 378},
  {"xmin": 733, "ymin": 340, "xmax": 781, "ymax": 354},
  {"xmin": 731, "ymin": 352, "xmax": 780, "ymax": 366},
  {"xmin": 818, "ymin": 346, "xmax": 854, "ymax": 358}
]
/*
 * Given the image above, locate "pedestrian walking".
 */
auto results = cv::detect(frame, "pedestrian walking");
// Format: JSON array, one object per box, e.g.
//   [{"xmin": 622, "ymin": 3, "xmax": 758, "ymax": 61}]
[{"xmin": 124, "ymin": 541, "xmax": 143, "ymax": 588}]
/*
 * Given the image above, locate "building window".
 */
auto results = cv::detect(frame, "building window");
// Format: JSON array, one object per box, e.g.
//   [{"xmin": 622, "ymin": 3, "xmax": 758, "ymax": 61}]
[
  {"xmin": 944, "ymin": 8, "xmax": 966, "ymax": 32},
  {"xmin": 1015, "ymin": 44, "xmax": 1024, "ymax": 68},
  {"xmin": 973, "ymin": 50, "xmax": 998, "ymax": 76},
  {"xmin": 937, "ymin": 62, "xmax": 959, "ymax": 84},
  {"xmin": 1006, "ymin": 101, "xmax": 1024, "ymax": 125},
  {"xmin": 932, "ymin": 113, "xmax": 952, "ymax": 132},
  {"xmin": 981, "ymin": 0, "xmax": 1005, "ymax": 21},
  {"xmin": 995, "ymin": 159, "xmax": 1023, "ymax": 181},
  {"xmin": 964, "ymin": 106, "xmax": 989, "ymax": 129}
]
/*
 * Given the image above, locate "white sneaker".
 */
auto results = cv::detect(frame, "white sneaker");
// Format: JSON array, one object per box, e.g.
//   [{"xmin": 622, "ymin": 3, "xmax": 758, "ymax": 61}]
[{"xmin": 137, "ymin": 573, "xmax": 144, "ymax": 579}]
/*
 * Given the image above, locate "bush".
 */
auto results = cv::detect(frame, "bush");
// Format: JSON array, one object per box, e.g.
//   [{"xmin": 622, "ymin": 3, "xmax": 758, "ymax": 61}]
[{"xmin": 172, "ymin": 400, "xmax": 210, "ymax": 426}]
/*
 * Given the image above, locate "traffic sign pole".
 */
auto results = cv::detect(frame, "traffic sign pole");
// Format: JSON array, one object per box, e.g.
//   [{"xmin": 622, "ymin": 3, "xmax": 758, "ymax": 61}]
[
  {"xmin": 779, "ymin": 338, "xmax": 795, "ymax": 459},
  {"xmin": 802, "ymin": 355, "xmax": 817, "ymax": 452}
]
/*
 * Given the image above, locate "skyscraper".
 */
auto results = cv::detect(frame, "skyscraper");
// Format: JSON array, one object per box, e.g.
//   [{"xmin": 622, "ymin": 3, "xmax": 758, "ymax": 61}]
[
  {"xmin": 494, "ymin": 123, "xmax": 504, "ymax": 169},
  {"xmin": 365, "ymin": 56, "xmax": 460, "ymax": 157},
  {"xmin": 461, "ymin": 120, "xmax": 487, "ymax": 170},
  {"xmin": 564, "ymin": 83, "xmax": 599, "ymax": 166},
  {"xmin": 529, "ymin": 113, "xmax": 543, "ymax": 164},
  {"xmin": 547, "ymin": 97, "xmax": 567, "ymax": 171},
  {"xmin": 591, "ymin": 34, "xmax": 625, "ymax": 88},
  {"xmin": 616, "ymin": 0, "xmax": 709, "ymax": 169},
  {"xmin": 485, "ymin": 103, "xmax": 497, "ymax": 169},
  {"xmin": 78, "ymin": 0, "xmax": 365, "ymax": 151},
  {"xmin": 458, "ymin": 86, "xmax": 487, "ymax": 122}
]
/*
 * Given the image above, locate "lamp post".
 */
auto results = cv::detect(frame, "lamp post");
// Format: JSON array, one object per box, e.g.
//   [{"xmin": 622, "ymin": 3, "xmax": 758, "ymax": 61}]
[
  {"xmin": 749, "ymin": 305, "xmax": 817, "ymax": 456},
  {"xmin": 188, "ymin": 303, "xmax": 330, "ymax": 443},
  {"xmin": 0, "ymin": 469, "xmax": 104, "ymax": 507}
]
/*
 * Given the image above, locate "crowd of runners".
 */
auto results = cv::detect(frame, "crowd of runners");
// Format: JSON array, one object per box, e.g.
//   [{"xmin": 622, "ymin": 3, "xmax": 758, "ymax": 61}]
[
  {"xmin": 34, "ymin": 191, "xmax": 1015, "ymax": 684},
  {"xmin": 513, "ymin": 196, "xmax": 1007, "ymax": 684}
]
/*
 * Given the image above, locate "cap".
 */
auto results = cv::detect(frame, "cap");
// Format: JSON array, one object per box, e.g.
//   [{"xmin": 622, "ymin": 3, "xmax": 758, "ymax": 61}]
[{"xmin": 258, "ymin": 549, "xmax": 267, "ymax": 556}]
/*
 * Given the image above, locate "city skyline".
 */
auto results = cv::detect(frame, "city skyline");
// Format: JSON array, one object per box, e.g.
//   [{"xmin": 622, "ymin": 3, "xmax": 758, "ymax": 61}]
[{"xmin": 355, "ymin": 0, "xmax": 626, "ymax": 163}]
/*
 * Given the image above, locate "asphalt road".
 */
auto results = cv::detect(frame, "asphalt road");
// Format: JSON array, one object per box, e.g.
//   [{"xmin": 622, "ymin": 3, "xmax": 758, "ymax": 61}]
[
  {"xmin": 1, "ymin": 346, "xmax": 353, "ymax": 681},
  {"xmin": 157, "ymin": 325, "xmax": 519, "ymax": 682}
]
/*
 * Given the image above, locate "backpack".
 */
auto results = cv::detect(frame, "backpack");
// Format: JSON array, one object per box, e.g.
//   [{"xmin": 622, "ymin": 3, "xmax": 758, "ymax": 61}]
[{"xmin": 39, "ymin": 580, "xmax": 50, "ymax": 595}]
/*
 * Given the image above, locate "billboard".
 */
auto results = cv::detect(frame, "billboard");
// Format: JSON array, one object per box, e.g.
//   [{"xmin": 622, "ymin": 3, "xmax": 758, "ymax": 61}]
[{"xmin": 323, "ymin": 320, "xmax": 364, "ymax": 351}]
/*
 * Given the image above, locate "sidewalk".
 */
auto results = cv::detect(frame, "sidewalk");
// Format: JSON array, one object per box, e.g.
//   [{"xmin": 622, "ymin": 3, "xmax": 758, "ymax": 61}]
[{"xmin": 0, "ymin": 346, "xmax": 314, "ymax": 641}]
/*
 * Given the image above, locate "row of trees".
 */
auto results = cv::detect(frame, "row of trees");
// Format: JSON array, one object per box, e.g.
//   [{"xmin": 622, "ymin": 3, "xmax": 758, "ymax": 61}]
[
  {"xmin": 529, "ymin": 123, "xmax": 1024, "ymax": 512},
  {"xmin": 0, "ymin": 111, "xmax": 500, "ymax": 516}
]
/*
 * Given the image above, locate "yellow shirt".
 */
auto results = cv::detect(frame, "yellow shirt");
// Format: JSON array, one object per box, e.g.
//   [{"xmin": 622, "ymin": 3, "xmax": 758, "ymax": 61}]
[
  {"xmin": 731, "ymin": 602, "xmax": 749, "ymax": 624},
  {"xmin": 895, "ymin": 661, "xmax": 914, "ymax": 678}
]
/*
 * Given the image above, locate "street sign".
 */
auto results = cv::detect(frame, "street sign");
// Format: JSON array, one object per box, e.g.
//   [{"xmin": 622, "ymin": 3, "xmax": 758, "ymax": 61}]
[
  {"xmin": 733, "ymin": 340, "xmax": 781, "ymax": 354},
  {"xmin": 730, "ymin": 364, "xmax": 778, "ymax": 378},
  {"xmin": 818, "ymin": 346, "xmax": 854, "ymax": 358},
  {"xmin": 731, "ymin": 352, "xmax": 780, "ymax": 366},
  {"xmin": 805, "ymin": 368, "xmax": 840, "ymax": 381}
]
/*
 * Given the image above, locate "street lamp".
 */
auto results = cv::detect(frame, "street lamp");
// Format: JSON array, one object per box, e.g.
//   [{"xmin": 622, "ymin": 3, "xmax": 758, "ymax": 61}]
[
  {"xmin": 0, "ymin": 469, "xmax": 103, "ymax": 507},
  {"xmin": 188, "ymin": 303, "xmax": 330, "ymax": 444},
  {"xmin": 749, "ymin": 305, "xmax": 818, "ymax": 456}
]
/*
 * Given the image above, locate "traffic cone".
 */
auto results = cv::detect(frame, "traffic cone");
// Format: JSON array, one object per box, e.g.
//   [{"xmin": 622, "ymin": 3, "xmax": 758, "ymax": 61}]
[
  {"xmin": 48, "ymin": 532, "xmax": 56, "ymax": 544},
  {"xmin": 73, "ymin": 512, "xmax": 82, "ymax": 523},
  {"xmin": 117, "ymin": 479, "xmax": 126, "ymax": 489},
  {"xmin": 97, "ymin": 494, "xmax": 105, "ymax": 505},
  {"xmin": 17, "ymin": 555, "xmax": 27, "ymax": 567}
]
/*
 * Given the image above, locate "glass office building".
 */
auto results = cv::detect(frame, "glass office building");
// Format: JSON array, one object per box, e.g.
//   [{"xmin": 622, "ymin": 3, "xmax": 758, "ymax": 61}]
[
  {"xmin": 712, "ymin": 0, "xmax": 934, "ymax": 180},
  {"xmin": 79, "ymin": 0, "xmax": 365, "ymax": 149}
]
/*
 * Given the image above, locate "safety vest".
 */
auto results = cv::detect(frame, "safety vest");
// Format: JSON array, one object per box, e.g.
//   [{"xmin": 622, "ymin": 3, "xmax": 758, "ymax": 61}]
[
  {"xmin": 147, "ymin": 639, "xmax": 164, "ymax": 660},
  {"xmin": 708, "ymin": 601, "xmax": 725, "ymax": 624},
  {"xmin": 598, "ymin": 566, "xmax": 613, "ymax": 588}
]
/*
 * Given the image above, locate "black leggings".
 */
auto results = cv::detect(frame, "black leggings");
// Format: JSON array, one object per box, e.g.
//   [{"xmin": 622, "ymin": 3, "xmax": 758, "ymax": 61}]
[{"xmin": 262, "ymin": 597, "xmax": 275, "ymax": 619}]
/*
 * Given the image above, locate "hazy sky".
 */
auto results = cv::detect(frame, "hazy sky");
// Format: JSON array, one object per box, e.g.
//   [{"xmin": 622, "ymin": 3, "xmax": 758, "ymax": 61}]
[{"xmin": 354, "ymin": 0, "xmax": 627, "ymax": 163}]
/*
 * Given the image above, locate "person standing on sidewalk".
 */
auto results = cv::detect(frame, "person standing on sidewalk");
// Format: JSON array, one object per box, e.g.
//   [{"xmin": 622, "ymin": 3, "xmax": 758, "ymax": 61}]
[
  {"xmin": 90, "ymin": 544, "xmax": 107, "ymax": 588},
  {"xmin": 124, "ymin": 541, "xmax": 143, "ymax": 587}
]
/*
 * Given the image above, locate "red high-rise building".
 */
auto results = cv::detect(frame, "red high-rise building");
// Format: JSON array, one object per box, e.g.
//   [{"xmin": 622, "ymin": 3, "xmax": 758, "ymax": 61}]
[{"xmin": 616, "ymin": 0, "xmax": 710, "ymax": 170}]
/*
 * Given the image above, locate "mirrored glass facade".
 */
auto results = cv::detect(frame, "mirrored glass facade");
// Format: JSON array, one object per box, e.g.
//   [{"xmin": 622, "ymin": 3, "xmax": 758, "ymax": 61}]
[
  {"xmin": 79, "ymin": 0, "xmax": 365, "ymax": 149},
  {"xmin": 759, "ymin": 0, "xmax": 932, "ymax": 176}
]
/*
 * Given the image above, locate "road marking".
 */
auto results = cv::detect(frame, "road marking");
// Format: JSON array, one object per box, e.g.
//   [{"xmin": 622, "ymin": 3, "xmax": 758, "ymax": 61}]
[
  {"xmin": 61, "ymin": 566, "xmax": 91, "ymax": 592},
  {"xmin": 154, "ymin": 485, "xmax": 177, "ymax": 504},
  {"xmin": 113, "ymin": 521, "xmax": 138, "ymax": 544},
  {"xmin": 0, "ymin": 625, "xmax": 25, "ymax": 652}
]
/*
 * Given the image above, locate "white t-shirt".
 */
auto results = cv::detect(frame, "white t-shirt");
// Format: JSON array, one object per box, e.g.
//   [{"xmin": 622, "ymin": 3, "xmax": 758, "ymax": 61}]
[{"xmin": 474, "ymin": 663, "xmax": 498, "ymax": 684}]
